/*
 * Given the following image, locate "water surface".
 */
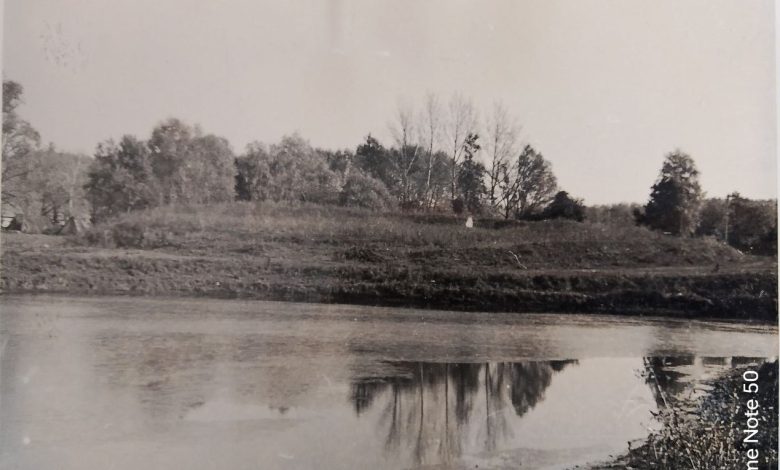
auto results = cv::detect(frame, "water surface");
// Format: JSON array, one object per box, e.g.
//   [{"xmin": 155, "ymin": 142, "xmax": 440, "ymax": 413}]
[{"xmin": 0, "ymin": 295, "xmax": 776, "ymax": 469}]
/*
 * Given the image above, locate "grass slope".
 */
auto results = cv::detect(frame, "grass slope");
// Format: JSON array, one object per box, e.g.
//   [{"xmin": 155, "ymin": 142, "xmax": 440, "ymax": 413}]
[{"xmin": 1, "ymin": 202, "xmax": 776, "ymax": 319}]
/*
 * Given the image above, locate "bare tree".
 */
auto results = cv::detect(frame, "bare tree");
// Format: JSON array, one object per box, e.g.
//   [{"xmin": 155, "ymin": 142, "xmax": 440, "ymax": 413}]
[
  {"xmin": 419, "ymin": 93, "xmax": 443, "ymax": 208},
  {"xmin": 443, "ymin": 93, "xmax": 477, "ymax": 200},
  {"xmin": 484, "ymin": 102, "xmax": 521, "ymax": 212},
  {"xmin": 390, "ymin": 101, "xmax": 422, "ymax": 207}
]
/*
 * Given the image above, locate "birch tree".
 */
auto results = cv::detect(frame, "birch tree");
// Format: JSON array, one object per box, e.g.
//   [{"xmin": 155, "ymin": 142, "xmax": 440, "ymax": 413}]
[
  {"xmin": 419, "ymin": 93, "xmax": 443, "ymax": 208},
  {"xmin": 390, "ymin": 102, "xmax": 423, "ymax": 207},
  {"xmin": 443, "ymin": 93, "xmax": 477, "ymax": 201}
]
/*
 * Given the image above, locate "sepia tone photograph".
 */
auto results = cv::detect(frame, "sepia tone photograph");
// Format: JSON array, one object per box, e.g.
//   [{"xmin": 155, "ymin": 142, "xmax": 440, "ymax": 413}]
[{"xmin": 0, "ymin": 1, "xmax": 778, "ymax": 469}]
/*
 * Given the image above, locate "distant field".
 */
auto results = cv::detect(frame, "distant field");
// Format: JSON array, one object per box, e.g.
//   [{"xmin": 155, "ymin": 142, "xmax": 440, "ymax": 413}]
[{"xmin": 1, "ymin": 202, "xmax": 776, "ymax": 320}]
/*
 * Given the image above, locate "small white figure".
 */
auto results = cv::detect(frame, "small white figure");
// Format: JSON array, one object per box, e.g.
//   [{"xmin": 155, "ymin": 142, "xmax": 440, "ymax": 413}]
[{"xmin": 465, "ymin": 216, "xmax": 474, "ymax": 228}]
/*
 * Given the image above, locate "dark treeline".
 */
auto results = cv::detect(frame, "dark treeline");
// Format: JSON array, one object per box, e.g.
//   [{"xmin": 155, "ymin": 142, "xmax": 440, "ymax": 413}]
[{"xmin": 1, "ymin": 80, "xmax": 776, "ymax": 254}]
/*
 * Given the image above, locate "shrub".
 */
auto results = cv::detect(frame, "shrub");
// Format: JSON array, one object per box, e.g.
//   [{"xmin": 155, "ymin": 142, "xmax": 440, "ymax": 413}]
[
  {"xmin": 624, "ymin": 361, "xmax": 778, "ymax": 469},
  {"xmin": 540, "ymin": 191, "xmax": 585, "ymax": 221},
  {"xmin": 451, "ymin": 198, "xmax": 465, "ymax": 214},
  {"xmin": 111, "ymin": 222, "xmax": 146, "ymax": 248},
  {"xmin": 339, "ymin": 172, "xmax": 394, "ymax": 211}
]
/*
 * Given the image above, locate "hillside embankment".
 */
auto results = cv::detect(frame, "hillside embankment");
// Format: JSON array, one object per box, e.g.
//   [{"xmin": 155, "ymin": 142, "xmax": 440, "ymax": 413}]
[{"xmin": 1, "ymin": 202, "xmax": 776, "ymax": 320}]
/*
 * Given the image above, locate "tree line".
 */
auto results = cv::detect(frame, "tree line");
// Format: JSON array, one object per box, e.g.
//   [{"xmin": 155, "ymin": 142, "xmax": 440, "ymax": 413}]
[{"xmin": 1, "ymin": 80, "xmax": 775, "ymax": 254}]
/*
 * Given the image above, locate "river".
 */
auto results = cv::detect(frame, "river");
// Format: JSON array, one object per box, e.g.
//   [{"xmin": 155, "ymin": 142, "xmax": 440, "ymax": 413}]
[{"xmin": 0, "ymin": 295, "xmax": 776, "ymax": 469}]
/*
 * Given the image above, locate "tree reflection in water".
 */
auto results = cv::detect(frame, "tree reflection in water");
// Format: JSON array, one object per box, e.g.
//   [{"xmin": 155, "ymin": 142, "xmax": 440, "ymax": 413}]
[
  {"xmin": 643, "ymin": 357, "xmax": 694, "ymax": 407},
  {"xmin": 642, "ymin": 356, "xmax": 768, "ymax": 407},
  {"xmin": 350, "ymin": 360, "xmax": 576, "ymax": 466}
]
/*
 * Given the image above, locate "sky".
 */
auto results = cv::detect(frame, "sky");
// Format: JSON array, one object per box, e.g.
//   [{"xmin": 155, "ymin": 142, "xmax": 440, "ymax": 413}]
[{"xmin": 2, "ymin": 0, "xmax": 776, "ymax": 204}]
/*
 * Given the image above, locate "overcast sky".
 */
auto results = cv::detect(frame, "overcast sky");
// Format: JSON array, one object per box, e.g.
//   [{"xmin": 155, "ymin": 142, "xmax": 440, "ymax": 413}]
[{"xmin": 3, "ymin": 0, "xmax": 776, "ymax": 204}]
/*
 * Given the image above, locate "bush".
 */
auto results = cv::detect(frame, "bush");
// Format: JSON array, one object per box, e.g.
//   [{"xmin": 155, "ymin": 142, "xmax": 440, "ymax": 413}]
[
  {"xmin": 540, "ymin": 191, "xmax": 585, "ymax": 221},
  {"xmin": 624, "ymin": 361, "xmax": 778, "ymax": 469},
  {"xmin": 339, "ymin": 172, "xmax": 394, "ymax": 211},
  {"xmin": 451, "ymin": 198, "xmax": 465, "ymax": 214},
  {"xmin": 111, "ymin": 222, "xmax": 146, "ymax": 248}
]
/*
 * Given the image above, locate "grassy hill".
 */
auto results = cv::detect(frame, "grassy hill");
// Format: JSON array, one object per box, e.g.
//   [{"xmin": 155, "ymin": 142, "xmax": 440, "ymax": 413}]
[{"xmin": 1, "ymin": 202, "xmax": 776, "ymax": 320}]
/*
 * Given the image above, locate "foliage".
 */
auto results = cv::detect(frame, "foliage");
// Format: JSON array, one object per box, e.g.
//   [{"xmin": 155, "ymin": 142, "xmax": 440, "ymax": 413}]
[
  {"xmin": 727, "ymin": 193, "xmax": 777, "ymax": 255},
  {"xmin": 622, "ymin": 361, "xmax": 778, "ymax": 470},
  {"xmin": 506, "ymin": 145, "xmax": 558, "ymax": 219},
  {"xmin": 2, "ymin": 80, "xmax": 42, "ymax": 212},
  {"xmin": 148, "ymin": 118, "xmax": 197, "ymax": 205},
  {"xmin": 235, "ymin": 134, "xmax": 340, "ymax": 204},
  {"xmin": 638, "ymin": 151, "xmax": 703, "ymax": 236},
  {"xmin": 339, "ymin": 171, "xmax": 394, "ymax": 211},
  {"xmin": 457, "ymin": 138, "xmax": 487, "ymax": 214},
  {"xmin": 32, "ymin": 148, "xmax": 91, "ymax": 224},
  {"xmin": 694, "ymin": 195, "xmax": 777, "ymax": 255},
  {"xmin": 6, "ymin": 82, "xmax": 771, "ymax": 238},
  {"xmin": 539, "ymin": 191, "xmax": 585, "ymax": 221},
  {"xmin": 2, "ymin": 81, "xmax": 93, "ymax": 229},
  {"xmin": 85, "ymin": 136, "xmax": 156, "ymax": 221},
  {"xmin": 695, "ymin": 198, "xmax": 727, "ymax": 239},
  {"xmin": 234, "ymin": 142, "xmax": 269, "ymax": 201},
  {"xmin": 354, "ymin": 135, "xmax": 398, "ymax": 194},
  {"xmin": 148, "ymin": 118, "xmax": 235, "ymax": 205},
  {"xmin": 318, "ymin": 148, "xmax": 354, "ymax": 187},
  {"xmin": 111, "ymin": 221, "xmax": 147, "ymax": 248},
  {"xmin": 187, "ymin": 134, "xmax": 237, "ymax": 204}
]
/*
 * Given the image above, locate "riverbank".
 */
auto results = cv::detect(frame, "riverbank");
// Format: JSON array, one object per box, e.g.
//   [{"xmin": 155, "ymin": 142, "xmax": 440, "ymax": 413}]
[
  {"xmin": 1, "ymin": 203, "xmax": 776, "ymax": 320},
  {"xmin": 592, "ymin": 359, "xmax": 779, "ymax": 469}
]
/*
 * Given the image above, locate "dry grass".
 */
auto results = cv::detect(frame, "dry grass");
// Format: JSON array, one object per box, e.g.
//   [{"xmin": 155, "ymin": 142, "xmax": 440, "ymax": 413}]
[
  {"xmin": 602, "ymin": 361, "xmax": 779, "ymax": 469},
  {"xmin": 2, "ymin": 202, "xmax": 776, "ymax": 319},
  {"xmin": 77, "ymin": 202, "xmax": 746, "ymax": 266}
]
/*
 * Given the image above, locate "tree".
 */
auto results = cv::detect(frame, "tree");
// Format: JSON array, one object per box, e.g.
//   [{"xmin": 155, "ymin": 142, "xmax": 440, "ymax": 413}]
[
  {"xmin": 419, "ymin": 93, "xmax": 443, "ymax": 208},
  {"xmin": 2, "ymin": 80, "xmax": 41, "ymax": 211},
  {"xmin": 726, "ymin": 193, "xmax": 777, "ymax": 254},
  {"xmin": 84, "ymin": 136, "xmax": 156, "ymax": 221},
  {"xmin": 187, "ymin": 134, "xmax": 236, "ymax": 204},
  {"xmin": 638, "ymin": 151, "xmax": 702, "ymax": 236},
  {"xmin": 354, "ymin": 134, "xmax": 398, "ymax": 194},
  {"xmin": 148, "ymin": 118, "xmax": 235, "ymax": 205},
  {"xmin": 484, "ymin": 102, "xmax": 521, "ymax": 212},
  {"xmin": 33, "ymin": 147, "xmax": 91, "ymax": 224},
  {"xmin": 234, "ymin": 142, "xmax": 270, "ymax": 201},
  {"xmin": 339, "ymin": 171, "xmax": 394, "ymax": 211},
  {"xmin": 696, "ymin": 198, "xmax": 728, "ymax": 239},
  {"xmin": 540, "ymin": 191, "xmax": 585, "ymax": 221},
  {"xmin": 273, "ymin": 134, "xmax": 340, "ymax": 203},
  {"xmin": 430, "ymin": 151, "xmax": 453, "ymax": 209},
  {"xmin": 389, "ymin": 103, "xmax": 424, "ymax": 207},
  {"xmin": 507, "ymin": 145, "xmax": 557, "ymax": 219},
  {"xmin": 443, "ymin": 93, "xmax": 477, "ymax": 200},
  {"xmin": 235, "ymin": 134, "xmax": 339, "ymax": 204},
  {"xmin": 148, "ymin": 118, "xmax": 196, "ymax": 205},
  {"xmin": 456, "ymin": 133, "xmax": 486, "ymax": 214}
]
